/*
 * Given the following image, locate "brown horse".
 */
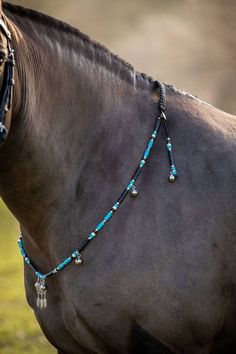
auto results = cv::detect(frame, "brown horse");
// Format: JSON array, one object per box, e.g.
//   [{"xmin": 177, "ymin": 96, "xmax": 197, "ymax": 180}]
[{"xmin": 0, "ymin": 2, "xmax": 235, "ymax": 353}]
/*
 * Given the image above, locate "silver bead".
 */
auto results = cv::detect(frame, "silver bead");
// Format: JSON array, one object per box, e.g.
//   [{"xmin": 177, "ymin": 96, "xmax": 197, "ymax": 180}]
[
  {"xmin": 169, "ymin": 174, "xmax": 176, "ymax": 183},
  {"xmin": 75, "ymin": 257, "xmax": 83, "ymax": 265},
  {"xmin": 35, "ymin": 282, "xmax": 41, "ymax": 290},
  {"xmin": 40, "ymin": 285, "xmax": 46, "ymax": 292},
  {"xmin": 130, "ymin": 187, "xmax": 138, "ymax": 197}
]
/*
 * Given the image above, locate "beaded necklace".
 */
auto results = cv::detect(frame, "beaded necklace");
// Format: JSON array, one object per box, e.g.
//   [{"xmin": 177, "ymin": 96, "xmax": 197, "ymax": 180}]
[{"xmin": 18, "ymin": 80, "xmax": 177, "ymax": 309}]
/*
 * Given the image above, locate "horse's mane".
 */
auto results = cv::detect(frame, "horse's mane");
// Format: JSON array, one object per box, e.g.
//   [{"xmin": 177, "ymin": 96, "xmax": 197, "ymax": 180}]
[{"xmin": 3, "ymin": 2, "xmax": 154, "ymax": 86}]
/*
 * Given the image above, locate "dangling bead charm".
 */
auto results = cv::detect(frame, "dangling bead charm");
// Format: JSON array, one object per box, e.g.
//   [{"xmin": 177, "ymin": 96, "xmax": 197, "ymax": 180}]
[
  {"xmin": 166, "ymin": 138, "xmax": 177, "ymax": 183},
  {"xmin": 75, "ymin": 253, "xmax": 83, "ymax": 265},
  {"xmin": 169, "ymin": 174, "xmax": 176, "ymax": 183},
  {"xmin": 130, "ymin": 186, "xmax": 138, "ymax": 197},
  {"xmin": 35, "ymin": 277, "xmax": 47, "ymax": 309}
]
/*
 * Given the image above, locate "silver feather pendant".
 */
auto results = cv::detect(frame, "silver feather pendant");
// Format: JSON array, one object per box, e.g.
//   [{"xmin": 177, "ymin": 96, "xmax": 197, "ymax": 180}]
[{"xmin": 35, "ymin": 278, "xmax": 47, "ymax": 309}]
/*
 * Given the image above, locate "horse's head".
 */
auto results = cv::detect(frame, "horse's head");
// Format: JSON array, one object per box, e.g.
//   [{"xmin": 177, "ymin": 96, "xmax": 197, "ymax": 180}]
[{"xmin": 0, "ymin": 5, "xmax": 15, "ymax": 145}]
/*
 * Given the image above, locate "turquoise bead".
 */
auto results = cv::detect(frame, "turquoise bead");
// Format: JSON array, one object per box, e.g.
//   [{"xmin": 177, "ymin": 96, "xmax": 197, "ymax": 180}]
[
  {"xmin": 96, "ymin": 221, "xmax": 105, "ymax": 231},
  {"xmin": 152, "ymin": 130, "xmax": 157, "ymax": 138},
  {"xmin": 88, "ymin": 232, "xmax": 96, "ymax": 240},
  {"xmin": 56, "ymin": 258, "xmax": 71, "ymax": 270},
  {"xmin": 20, "ymin": 249, "xmax": 26, "ymax": 257},
  {"xmin": 57, "ymin": 258, "xmax": 72, "ymax": 271},
  {"xmin": 36, "ymin": 272, "xmax": 45, "ymax": 279},
  {"xmin": 112, "ymin": 202, "xmax": 119, "ymax": 211},
  {"xmin": 171, "ymin": 165, "xmax": 177, "ymax": 176},
  {"xmin": 140, "ymin": 160, "xmax": 145, "ymax": 168},
  {"xmin": 57, "ymin": 263, "xmax": 65, "ymax": 271},
  {"xmin": 127, "ymin": 179, "xmax": 135, "ymax": 191},
  {"xmin": 104, "ymin": 211, "xmax": 113, "ymax": 222},
  {"xmin": 144, "ymin": 148, "xmax": 150, "ymax": 159},
  {"xmin": 24, "ymin": 257, "xmax": 30, "ymax": 264},
  {"xmin": 72, "ymin": 251, "xmax": 80, "ymax": 258},
  {"xmin": 148, "ymin": 139, "xmax": 154, "ymax": 150},
  {"xmin": 63, "ymin": 257, "xmax": 72, "ymax": 266}
]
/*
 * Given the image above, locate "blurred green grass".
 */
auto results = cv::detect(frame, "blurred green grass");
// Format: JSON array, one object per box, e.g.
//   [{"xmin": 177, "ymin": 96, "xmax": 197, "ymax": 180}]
[{"xmin": 0, "ymin": 200, "xmax": 55, "ymax": 354}]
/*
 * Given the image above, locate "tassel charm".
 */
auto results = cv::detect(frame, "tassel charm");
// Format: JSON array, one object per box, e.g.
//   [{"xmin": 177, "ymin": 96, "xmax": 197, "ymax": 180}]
[{"xmin": 35, "ymin": 278, "xmax": 47, "ymax": 309}]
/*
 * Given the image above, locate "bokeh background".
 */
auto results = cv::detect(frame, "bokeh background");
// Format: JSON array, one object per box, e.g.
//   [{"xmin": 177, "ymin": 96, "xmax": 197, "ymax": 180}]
[{"xmin": 1, "ymin": 1, "xmax": 235, "ymax": 353}]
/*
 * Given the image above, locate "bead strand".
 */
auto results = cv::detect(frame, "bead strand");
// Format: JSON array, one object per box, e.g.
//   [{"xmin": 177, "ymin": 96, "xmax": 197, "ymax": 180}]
[
  {"xmin": 163, "ymin": 116, "xmax": 178, "ymax": 182},
  {"xmin": 17, "ymin": 116, "xmax": 161, "ymax": 281},
  {"xmin": 17, "ymin": 80, "xmax": 178, "ymax": 286},
  {"xmin": 86, "ymin": 120, "xmax": 162, "ymax": 244}
]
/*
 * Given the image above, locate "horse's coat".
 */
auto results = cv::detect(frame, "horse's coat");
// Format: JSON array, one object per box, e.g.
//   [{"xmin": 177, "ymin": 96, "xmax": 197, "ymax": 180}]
[{"xmin": 0, "ymin": 2, "xmax": 235, "ymax": 353}]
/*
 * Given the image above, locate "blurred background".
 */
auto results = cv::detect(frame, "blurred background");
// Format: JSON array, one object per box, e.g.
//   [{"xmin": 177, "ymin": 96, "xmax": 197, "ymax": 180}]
[{"xmin": 1, "ymin": 0, "xmax": 235, "ymax": 353}]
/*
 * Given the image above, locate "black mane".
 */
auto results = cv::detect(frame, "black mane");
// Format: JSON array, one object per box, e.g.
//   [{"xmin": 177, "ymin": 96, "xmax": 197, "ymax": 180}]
[{"xmin": 3, "ymin": 2, "xmax": 154, "ymax": 85}]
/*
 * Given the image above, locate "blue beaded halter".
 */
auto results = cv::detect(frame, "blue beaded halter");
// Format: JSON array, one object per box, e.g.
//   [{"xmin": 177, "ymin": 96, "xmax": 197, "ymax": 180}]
[{"xmin": 18, "ymin": 80, "xmax": 177, "ymax": 309}]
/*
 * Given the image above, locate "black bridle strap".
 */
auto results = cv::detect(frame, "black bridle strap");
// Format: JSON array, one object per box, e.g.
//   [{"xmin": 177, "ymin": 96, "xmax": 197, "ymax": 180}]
[
  {"xmin": 0, "ymin": 51, "xmax": 15, "ymax": 114},
  {"xmin": 0, "ymin": 17, "xmax": 15, "ymax": 144},
  {"xmin": 0, "ymin": 18, "xmax": 11, "ymax": 40}
]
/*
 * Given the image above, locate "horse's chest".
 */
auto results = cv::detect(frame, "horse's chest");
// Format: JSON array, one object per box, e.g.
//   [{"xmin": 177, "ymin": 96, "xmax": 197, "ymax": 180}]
[{"xmin": 28, "ymin": 272, "xmax": 129, "ymax": 353}]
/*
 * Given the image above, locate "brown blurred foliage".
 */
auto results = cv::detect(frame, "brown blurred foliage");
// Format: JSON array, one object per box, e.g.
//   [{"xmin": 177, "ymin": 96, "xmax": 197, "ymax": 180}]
[{"xmin": 6, "ymin": 0, "xmax": 236, "ymax": 114}]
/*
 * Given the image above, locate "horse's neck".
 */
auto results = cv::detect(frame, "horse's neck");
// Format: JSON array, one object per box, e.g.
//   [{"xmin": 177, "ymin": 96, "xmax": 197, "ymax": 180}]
[{"xmin": 0, "ymin": 17, "xmax": 156, "ymax": 259}]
